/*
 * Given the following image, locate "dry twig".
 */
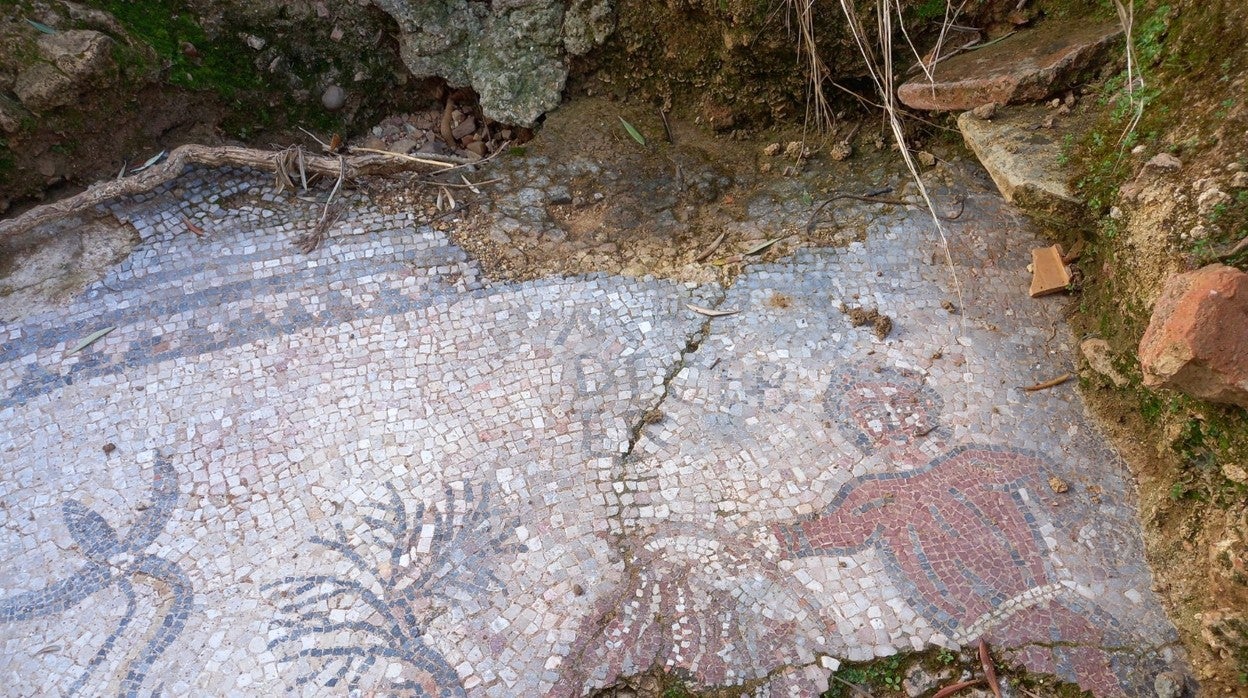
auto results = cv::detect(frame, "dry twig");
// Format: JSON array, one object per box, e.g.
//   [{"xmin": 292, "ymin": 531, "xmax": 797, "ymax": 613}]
[
  {"xmin": 295, "ymin": 155, "xmax": 347, "ymax": 253},
  {"xmin": 347, "ymin": 147, "xmax": 471, "ymax": 169},
  {"xmin": 1022, "ymin": 373, "xmax": 1072, "ymax": 392},
  {"xmin": 1216, "ymin": 234, "xmax": 1248, "ymax": 261}
]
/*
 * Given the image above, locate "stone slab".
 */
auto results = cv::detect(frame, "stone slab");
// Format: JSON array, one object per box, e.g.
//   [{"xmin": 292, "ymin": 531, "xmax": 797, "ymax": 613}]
[
  {"xmin": 958, "ymin": 105, "xmax": 1085, "ymax": 225},
  {"xmin": 900, "ymin": 20, "xmax": 1122, "ymax": 111}
]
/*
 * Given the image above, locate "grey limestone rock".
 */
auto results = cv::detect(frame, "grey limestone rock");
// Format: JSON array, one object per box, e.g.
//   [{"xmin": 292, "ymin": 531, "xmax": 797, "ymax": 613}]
[
  {"xmin": 14, "ymin": 30, "xmax": 116, "ymax": 111},
  {"xmin": 1153, "ymin": 670, "xmax": 1184, "ymax": 698},
  {"xmin": 373, "ymin": 0, "xmax": 614, "ymax": 126},
  {"xmin": 563, "ymin": 0, "xmax": 615, "ymax": 56}
]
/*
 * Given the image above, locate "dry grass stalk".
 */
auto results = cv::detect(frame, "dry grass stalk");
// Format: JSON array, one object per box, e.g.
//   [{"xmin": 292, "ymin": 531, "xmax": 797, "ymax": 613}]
[
  {"xmin": 786, "ymin": 0, "xmax": 837, "ymax": 133},
  {"xmin": 295, "ymin": 155, "xmax": 348, "ymax": 253},
  {"xmin": 1111, "ymin": 0, "xmax": 1145, "ymax": 146},
  {"xmin": 833, "ymin": 0, "xmax": 966, "ymax": 317},
  {"xmin": 905, "ymin": 0, "xmax": 972, "ymax": 79}
]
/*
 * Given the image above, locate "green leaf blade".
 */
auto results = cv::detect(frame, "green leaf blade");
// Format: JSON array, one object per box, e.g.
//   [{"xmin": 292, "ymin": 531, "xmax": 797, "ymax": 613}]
[
  {"xmin": 619, "ymin": 117, "xmax": 646, "ymax": 147},
  {"xmin": 66, "ymin": 326, "xmax": 116, "ymax": 356},
  {"xmin": 25, "ymin": 18, "xmax": 58, "ymax": 34}
]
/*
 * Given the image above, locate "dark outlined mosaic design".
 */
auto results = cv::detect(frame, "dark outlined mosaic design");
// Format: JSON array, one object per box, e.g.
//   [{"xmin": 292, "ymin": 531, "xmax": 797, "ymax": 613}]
[
  {"xmin": 823, "ymin": 363, "xmax": 943, "ymax": 454},
  {"xmin": 0, "ymin": 168, "xmax": 1188, "ymax": 696},
  {"xmin": 264, "ymin": 480, "xmax": 526, "ymax": 695},
  {"xmin": 0, "ymin": 455, "xmax": 190, "ymax": 696}
]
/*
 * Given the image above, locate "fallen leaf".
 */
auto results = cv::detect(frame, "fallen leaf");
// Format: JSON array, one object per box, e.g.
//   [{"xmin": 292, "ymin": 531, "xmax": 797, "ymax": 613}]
[
  {"xmin": 67, "ymin": 327, "xmax": 115, "ymax": 356},
  {"xmin": 130, "ymin": 150, "xmax": 166, "ymax": 174},
  {"xmin": 460, "ymin": 174, "xmax": 481, "ymax": 194},
  {"xmin": 743, "ymin": 238, "xmax": 782, "ymax": 256},
  {"xmin": 685, "ymin": 303, "xmax": 739, "ymax": 318},
  {"xmin": 694, "ymin": 231, "xmax": 727, "ymax": 262},
  {"xmin": 25, "ymin": 18, "xmax": 58, "ymax": 34},
  {"xmin": 619, "ymin": 116, "xmax": 646, "ymax": 147},
  {"xmin": 183, "ymin": 217, "xmax": 205, "ymax": 237},
  {"xmin": 978, "ymin": 639, "xmax": 1003, "ymax": 698},
  {"xmin": 34, "ymin": 645, "xmax": 61, "ymax": 656}
]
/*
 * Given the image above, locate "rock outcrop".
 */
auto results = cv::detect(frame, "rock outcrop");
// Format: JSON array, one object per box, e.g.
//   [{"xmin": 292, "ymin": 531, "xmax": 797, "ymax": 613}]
[
  {"xmin": 13, "ymin": 30, "xmax": 116, "ymax": 112},
  {"xmin": 899, "ymin": 20, "xmax": 1121, "ymax": 111},
  {"xmin": 1139, "ymin": 264, "xmax": 1248, "ymax": 407},
  {"xmin": 373, "ymin": 0, "xmax": 614, "ymax": 127}
]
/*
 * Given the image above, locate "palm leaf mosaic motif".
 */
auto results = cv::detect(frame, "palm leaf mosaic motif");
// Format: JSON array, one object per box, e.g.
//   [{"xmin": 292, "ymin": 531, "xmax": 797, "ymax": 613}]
[{"xmin": 264, "ymin": 480, "xmax": 526, "ymax": 695}]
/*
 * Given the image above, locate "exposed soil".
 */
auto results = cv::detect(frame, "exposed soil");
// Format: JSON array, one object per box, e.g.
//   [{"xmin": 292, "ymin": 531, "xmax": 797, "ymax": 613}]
[
  {"xmin": 588, "ymin": 645, "xmax": 1097, "ymax": 698},
  {"xmin": 0, "ymin": 0, "xmax": 435, "ymax": 215},
  {"xmin": 3, "ymin": 84, "xmax": 230, "ymax": 209},
  {"xmin": 566, "ymin": 0, "xmax": 1033, "ymax": 134},
  {"xmin": 1057, "ymin": 1, "xmax": 1248, "ymax": 691},
  {"xmin": 423, "ymin": 95, "xmax": 972, "ymax": 286}
]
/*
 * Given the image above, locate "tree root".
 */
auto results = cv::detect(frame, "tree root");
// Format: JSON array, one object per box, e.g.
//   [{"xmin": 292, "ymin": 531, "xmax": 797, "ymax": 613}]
[
  {"xmin": 0, "ymin": 143, "xmax": 469, "ymax": 242},
  {"xmin": 1217, "ymin": 233, "xmax": 1248, "ymax": 261}
]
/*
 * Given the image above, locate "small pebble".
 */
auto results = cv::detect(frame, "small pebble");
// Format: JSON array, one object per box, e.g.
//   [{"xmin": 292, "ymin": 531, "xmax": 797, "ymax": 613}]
[{"xmin": 321, "ymin": 85, "xmax": 346, "ymax": 111}]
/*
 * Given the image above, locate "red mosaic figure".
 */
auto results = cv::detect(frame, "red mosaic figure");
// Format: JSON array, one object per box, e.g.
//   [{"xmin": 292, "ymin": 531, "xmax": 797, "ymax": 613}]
[
  {"xmin": 773, "ymin": 445, "xmax": 1057, "ymax": 635},
  {"xmin": 772, "ymin": 364, "xmax": 1146, "ymax": 697}
]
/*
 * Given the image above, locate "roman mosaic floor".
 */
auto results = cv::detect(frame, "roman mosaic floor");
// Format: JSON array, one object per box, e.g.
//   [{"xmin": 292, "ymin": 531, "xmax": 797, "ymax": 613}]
[{"xmin": 0, "ymin": 162, "xmax": 1186, "ymax": 696}]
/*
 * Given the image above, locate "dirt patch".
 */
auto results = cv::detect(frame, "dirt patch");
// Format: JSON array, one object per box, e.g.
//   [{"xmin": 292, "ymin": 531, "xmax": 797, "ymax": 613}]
[
  {"xmin": 0, "ymin": 0, "xmax": 433, "ymax": 215},
  {"xmin": 589, "ymin": 645, "xmax": 1098, "ymax": 697},
  {"xmin": 840, "ymin": 303, "xmax": 894, "ymax": 339},
  {"xmin": 1074, "ymin": 354, "xmax": 1248, "ymax": 694},
  {"xmin": 0, "ymin": 213, "xmax": 137, "ymax": 322},
  {"xmin": 432, "ymin": 96, "xmax": 951, "ymax": 285},
  {"xmin": 1060, "ymin": 0, "xmax": 1248, "ymax": 691},
  {"xmin": 3, "ymin": 83, "xmax": 231, "ymax": 210},
  {"xmin": 766, "ymin": 292, "xmax": 793, "ymax": 309}
]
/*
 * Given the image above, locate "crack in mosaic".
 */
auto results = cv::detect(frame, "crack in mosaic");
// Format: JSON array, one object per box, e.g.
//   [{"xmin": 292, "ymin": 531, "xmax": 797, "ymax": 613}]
[{"xmin": 0, "ymin": 167, "xmax": 1188, "ymax": 696}]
